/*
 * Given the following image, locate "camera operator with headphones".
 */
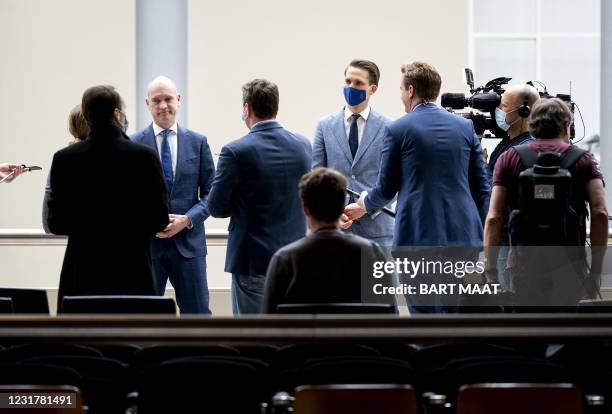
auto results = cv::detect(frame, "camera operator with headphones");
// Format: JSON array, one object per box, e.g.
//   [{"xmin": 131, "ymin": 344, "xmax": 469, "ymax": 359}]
[
  {"xmin": 488, "ymin": 84, "xmax": 540, "ymax": 291},
  {"xmin": 484, "ymin": 98, "xmax": 607, "ymax": 309}
]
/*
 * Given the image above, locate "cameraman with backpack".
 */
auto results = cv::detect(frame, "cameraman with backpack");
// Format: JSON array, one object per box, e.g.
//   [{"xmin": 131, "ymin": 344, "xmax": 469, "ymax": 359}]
[{"xmin": 483, "ymin": 98, "xmax": 608, "ymax": 309}]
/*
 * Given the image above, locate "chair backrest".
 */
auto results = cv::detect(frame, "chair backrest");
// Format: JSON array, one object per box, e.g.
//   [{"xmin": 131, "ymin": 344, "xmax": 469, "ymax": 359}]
[
  {"xmin": 456, "ymin": 383, "xmax": 583, "ymax": 414},
  {"xmin": 294, "ymin": 384, "xmax": 418, "ymax": 414},
  {"xmin": 0, "ymin": 297, "xmax": 13, "ymax": 314},
  {"xmin": 138, "ymin": 358, "xmax": 264, "ymax": 412},
  {"xmin": 132, "ymin": 345, "xmax": 240, "ymax": 371},
  {"xmin": 0, "ymin": 385, "xmax": 84, "ymax": 413},
  {"xmin": 60, "ymin": 295, "xmax": 176, "ymax": 314},
  {"xmin": 577, "ymin": 299, "xmax": 612, "ymax": 313},
  {"xmin": 276, "ymin": 303, "xmax": 396, "ymax": 314},
  {"xmin": 408, "ymin": 343, "xmax": 518, "ymax": 370},
  {"xmin": 301, "ymin": 355, "xmax": 416, "ymax": 385},
  {"xmin": 0, "ymin": 344, "xmax": 103, "ymax": 363},
  {"xmin": 0, "ymin": 288, "xmax": 49, "ymax": 314},
  {"xmin": 22, "ymin": 356, "xmax": 128, "ymax": 382}
]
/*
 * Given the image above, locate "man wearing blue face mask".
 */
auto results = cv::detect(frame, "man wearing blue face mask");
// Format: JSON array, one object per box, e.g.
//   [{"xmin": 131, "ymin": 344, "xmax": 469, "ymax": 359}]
[
  {"xmin": 487, "ymin": 84, "xmax": 540, "ymax": 292},
  {"xmin": 313, "ymin": 59, "xmax": 394, "ymax": 247}
]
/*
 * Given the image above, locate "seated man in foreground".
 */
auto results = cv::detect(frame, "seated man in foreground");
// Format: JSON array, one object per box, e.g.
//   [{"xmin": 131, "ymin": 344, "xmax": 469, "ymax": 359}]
[{"xmin": 262, "ymin": 167, "xmax": 397, "ymax": 313}]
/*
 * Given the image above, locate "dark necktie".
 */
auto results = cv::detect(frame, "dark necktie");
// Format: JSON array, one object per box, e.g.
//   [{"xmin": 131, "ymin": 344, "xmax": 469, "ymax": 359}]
[
  {"xmin": 349, "ymin": 113, "xmax": 360, "ymax": 159},
  {"xmin": 161, "ymin": 129, "xmax": 174, "ymax": 194}
]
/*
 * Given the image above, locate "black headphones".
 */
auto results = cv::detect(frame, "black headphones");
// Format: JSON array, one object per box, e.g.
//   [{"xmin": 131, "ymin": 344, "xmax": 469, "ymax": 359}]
[{"xmin": 517, "ymin": 84, "xmax": 531, "ymax": 118}]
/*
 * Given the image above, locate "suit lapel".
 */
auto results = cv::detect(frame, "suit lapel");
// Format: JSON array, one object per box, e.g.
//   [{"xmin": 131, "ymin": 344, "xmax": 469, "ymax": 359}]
[
  {"xmin": 333, "ymin": 110, "xmax": 353, "ymax": 164},
  {"xmin": 353, "ymin": 109, "xmax": 383, "ymax": 166},
  {"xmin": 145, "ymin": 124, "xmax": 159, "ymax": 155}
]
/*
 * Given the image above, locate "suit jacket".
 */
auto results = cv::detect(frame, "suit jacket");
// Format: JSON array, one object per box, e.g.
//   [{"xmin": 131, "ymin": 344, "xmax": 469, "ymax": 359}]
[
  {"xmin": 207, "ymin": 121, "xmax": 312, "ymax": 275},
  {"xmin": 313, "ymin": 108, "xmax": 394, "ymax": 241},
  {"xmin": 365, "ymin": 103, "xmax": 490, "ymax": 247},
  {"xmin": 47, "ymin": 123, "xmax": 169, "ymax": 304},
  {"xmin": 262, "ymin": 230, "xmax": 396, "ymax": 313},
  {"xmin": 131, "ymin": 124, "xmax": 215, "ymax": 258}
]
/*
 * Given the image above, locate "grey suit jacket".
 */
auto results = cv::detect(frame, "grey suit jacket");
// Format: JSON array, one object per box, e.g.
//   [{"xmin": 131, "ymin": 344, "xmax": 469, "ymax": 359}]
[{"xmin": 312, "ymin": 108, "xmax": 394, "ymax": 244}]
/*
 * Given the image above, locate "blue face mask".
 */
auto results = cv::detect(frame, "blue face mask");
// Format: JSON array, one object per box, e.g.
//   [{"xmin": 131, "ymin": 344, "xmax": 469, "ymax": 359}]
[
  {"xmin": 122, "ymin": 118, "xmax": 129, "ymax": 133},
  {"xmin": 495, "ymin": 107, "xmax": 510, "ymax": 131},
  {"xmin": 495, "ymin": 107, "xmax": 521, "ymax": 132},
  {"xmin": 343, "ymin": 86, "xmax": 367, "ymax": 107}
]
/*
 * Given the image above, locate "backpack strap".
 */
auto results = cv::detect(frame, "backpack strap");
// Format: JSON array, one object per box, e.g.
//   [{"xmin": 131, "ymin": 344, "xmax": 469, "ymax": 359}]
[
  {"xmin": 514, "ymin": 144, "xmax": 539, "ymax": 168},
  {"xmin": 560, "ymin": 146, "xmax": 587, "ymax": 170}
]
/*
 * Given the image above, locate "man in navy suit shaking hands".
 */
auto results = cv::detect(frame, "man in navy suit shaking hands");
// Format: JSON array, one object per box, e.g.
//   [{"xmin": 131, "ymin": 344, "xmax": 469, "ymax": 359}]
[
  {"xmin": 345, "ymin": 62, "xmax": 490, "ymax": 313},
  {"xmin": 207, "ymin": 79, "xmax": 312, "ymax": 315}
]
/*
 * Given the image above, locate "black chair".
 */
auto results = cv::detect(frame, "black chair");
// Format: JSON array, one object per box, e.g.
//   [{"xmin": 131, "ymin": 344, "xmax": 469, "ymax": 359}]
[
  {"xmin": 22, "ymin": 356, "xmax": 131, "ymax": 414},
  {"xmin": 90, "ymin": 344, "xmax": 142, "ymax": 364},
  {"xmin": 407, "ymin": 343, "xmax": 518, "ymax": 371},
  {"xmin": 22, "ymin": 355, "xmax": 129, "ymax": 384},
  {"xmin": 0, "ymin": 297, "xmax": 13, "ymax": 314},
  {"xmin": 369, "ymin": 344, "xmax": 417, "ymax": 361},
  {"xmin": 132, "ymin": 345, "xmax": 240, "ymax": 372},
  {"xmin": 137, "ymin": 357, "xmax": 265, "ymax": 413},
  {"xmin": 0, "ymin": 343, "xmax": 103, "ymax": 363},
  {"xmin": 0, "ymin": 288, "xmax": 49, "ymax": 314},
  {"xmin": 577, "ymin": 299, "xmax": 612, "ymax": 313},
  {"xmin": 270, "ymin": 344, "xmax": 380, "ymax": 373},
  {"xmin": 276, "ymin": 303, "xmax": 396, "ymax": 314},
  {"xmin": 298, "ymin": 356, "xmax": 418, "ymax": 389},
  {"xmin": 434, "ymin": 355, "xmax": 571, "ymax": 397},
  {"xmin": 448, "ymin": 359, "xmax": 573, "ymax": 396},
  {"xmin": 547, "ymin": 344, "xmax": 612, "ymax": 400},
  {"xmin": 0, "ymin": 362, "xmax": 82, "ymax": 387},
  {"xmin": 61, "ymin": 295, "xmax": 176, "ymax": 314},
  {"xmin": 234, "ymin": 344, "xmax": 279, "ymax": 363}
]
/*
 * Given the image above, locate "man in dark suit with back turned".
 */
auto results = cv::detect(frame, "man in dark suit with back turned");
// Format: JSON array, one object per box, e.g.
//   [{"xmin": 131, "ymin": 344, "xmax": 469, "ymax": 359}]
[
  {"xmin": 207, "ymin": 79, "xmax": 312, "ymax": 315},
  {"xmin": 47, "ymin": 85, "xmax": 169, "ymax": 310}
]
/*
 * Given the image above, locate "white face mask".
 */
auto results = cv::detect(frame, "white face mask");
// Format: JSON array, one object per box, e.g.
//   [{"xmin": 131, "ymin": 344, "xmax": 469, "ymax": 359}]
[{"xmin": 495, "ymin": 107, "xmax": 520, "ymax": 132}]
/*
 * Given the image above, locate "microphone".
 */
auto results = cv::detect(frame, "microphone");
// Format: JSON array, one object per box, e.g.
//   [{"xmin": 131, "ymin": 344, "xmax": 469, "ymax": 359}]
[
  {"xmin": 346, "ymin": 187, "xmax": 396, "ymax": 218},
  {"xmin": 0, "ymin": 165, "xmax": 42, "ymax": 183},
  {"xmin": 441, "ymin": 93, "xmax": 468, "ymax": 109}
]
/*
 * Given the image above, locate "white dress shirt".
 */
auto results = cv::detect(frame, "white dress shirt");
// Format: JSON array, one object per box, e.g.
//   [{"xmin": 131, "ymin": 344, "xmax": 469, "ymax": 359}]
[
  {"xmin": 153, "ymin": 122, "xmax": 178, "ymax": 175},
  {"xmin": 343, "ymin": 105, "xmax": 371, "ymax": 144}
]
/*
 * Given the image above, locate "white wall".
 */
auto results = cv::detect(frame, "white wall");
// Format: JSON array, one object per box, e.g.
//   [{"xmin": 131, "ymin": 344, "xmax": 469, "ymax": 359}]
[
  {"xmin": 0, "ymin": 0, "xmax": 471, "ymax": 313},
  {"xmin": 0, "ymin": 0, "xmax": 136, "ymax": 228},
  {"xmin": 187, "ymin": 0, "xmax": 471, "ymax": 231}
]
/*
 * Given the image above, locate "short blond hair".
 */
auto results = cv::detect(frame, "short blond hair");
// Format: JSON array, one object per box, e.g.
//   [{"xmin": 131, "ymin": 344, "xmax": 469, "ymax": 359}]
[
  {"xmin": 401, "ymin": 61, "xmax": 442, "ymax": 102},
  {"xmin": 67, "ymin": 104, "xmax": 88, "ymax": 144}
]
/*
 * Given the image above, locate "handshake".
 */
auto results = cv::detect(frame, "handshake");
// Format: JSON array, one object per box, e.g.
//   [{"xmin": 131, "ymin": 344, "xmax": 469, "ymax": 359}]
[{"xmin": 341, "ymin": 190, "xmax": 369, "ymax": 229}]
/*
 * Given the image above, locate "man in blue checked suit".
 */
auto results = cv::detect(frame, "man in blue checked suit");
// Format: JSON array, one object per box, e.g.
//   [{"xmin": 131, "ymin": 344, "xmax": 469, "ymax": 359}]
[
  {"xmin": 207, "ymin": 79, "xmax": 312, "ymax": 315},
  {"xmin": 313, "ymin": 59, "xmax": 394, "ymax": 247},
  {"xmin": 131, "ymin": 76, "xmax": 215, "ymax": 314}
]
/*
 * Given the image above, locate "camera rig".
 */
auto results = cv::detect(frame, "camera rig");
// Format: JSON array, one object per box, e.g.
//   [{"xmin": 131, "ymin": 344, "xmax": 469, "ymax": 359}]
[{"xmin": 441, "ymin": 68, "xmax": 578, "ymax": 140}]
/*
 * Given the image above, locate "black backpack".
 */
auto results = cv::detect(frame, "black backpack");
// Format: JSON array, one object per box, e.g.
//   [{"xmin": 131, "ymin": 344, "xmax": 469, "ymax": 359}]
[{"xmin": 508, "ymin": 144, "xmax": 587, "ymax": 247}]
